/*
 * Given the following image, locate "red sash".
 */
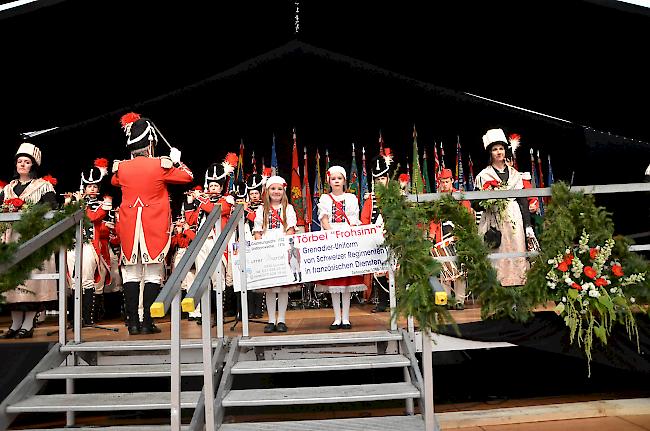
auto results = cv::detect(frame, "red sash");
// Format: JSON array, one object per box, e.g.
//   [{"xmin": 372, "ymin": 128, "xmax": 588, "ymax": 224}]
[{"xmin": 328, "ymin": 193, "xmax": 350, "ymax": 225}]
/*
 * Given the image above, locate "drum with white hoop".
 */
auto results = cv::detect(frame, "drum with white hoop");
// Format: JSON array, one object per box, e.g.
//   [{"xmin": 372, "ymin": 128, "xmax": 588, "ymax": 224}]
[{"xmin": 431, "ymin": 237, "xmax": 463, "ymax": 281}]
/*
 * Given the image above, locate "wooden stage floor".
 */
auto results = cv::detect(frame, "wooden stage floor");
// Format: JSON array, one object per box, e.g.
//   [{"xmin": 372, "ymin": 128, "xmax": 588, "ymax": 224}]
[{"xmin": 0, "ymin": 303, "xmax": 484, "ymax": 343}]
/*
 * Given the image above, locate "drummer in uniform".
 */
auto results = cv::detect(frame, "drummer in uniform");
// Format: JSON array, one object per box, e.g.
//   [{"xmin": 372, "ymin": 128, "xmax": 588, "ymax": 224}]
[{"xmin": 429, "ymin": 168, "xmax": 473, "ymax": 309}]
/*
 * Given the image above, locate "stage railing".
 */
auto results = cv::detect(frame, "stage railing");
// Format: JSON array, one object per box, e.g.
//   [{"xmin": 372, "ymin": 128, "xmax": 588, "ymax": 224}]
[
  {"xmin": 0, "ymin": 208, "xmax": 84, "ymax": 427},
  {"xmin": 408, "ymin": 181, "xmax": 650, "ymax": 431},
  {"xmin": 150, "ymin": 204, "xmax": 244, "ymax": 431}
]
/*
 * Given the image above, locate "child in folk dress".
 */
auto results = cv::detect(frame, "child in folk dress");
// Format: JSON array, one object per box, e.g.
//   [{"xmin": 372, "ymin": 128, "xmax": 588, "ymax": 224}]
[
  {"xmin": 315, "ymin": 166, "xmax": 367, "ymax": 330},
  {"xmin": 253, "ymin": 176, "xmax": 300, "ymax": 333}
]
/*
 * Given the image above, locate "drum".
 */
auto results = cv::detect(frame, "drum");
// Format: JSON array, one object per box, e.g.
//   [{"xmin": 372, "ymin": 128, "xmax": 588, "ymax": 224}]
[{"xmin": 431, "ymin": 238, "xmax": 463, "ymax": 281}]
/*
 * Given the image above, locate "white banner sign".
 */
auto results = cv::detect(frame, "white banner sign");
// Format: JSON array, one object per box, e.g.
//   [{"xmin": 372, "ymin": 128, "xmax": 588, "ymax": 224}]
[{"xmin": 232, "ymin": 224, "xmax": 389, "ymax": 291}]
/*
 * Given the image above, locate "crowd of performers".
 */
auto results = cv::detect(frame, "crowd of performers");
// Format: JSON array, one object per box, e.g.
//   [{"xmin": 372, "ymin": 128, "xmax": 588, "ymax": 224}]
[{"xmin": 0, "ymin": 114, "xmax": 541, "ymax": 338}]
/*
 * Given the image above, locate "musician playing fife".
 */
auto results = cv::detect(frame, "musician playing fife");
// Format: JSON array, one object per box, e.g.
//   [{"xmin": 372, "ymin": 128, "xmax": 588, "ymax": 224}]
[
  {"xmin": 428, "ymin": 168, "xmax": 472, "ymax": 309},
  {"xmin": 112, "ymin": 113, "xmax": 193, "ymax": 335}
]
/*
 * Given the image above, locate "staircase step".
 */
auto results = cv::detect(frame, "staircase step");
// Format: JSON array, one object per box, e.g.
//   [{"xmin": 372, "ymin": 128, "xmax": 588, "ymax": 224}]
[
  {"xmin": 219, "ymin": 415, "xmax": 424, "ymax": 430},
  {"xmin": 231, "ymin": 354, "xmax": 410, "ymax": 374},
  {"xmin": 238, "ymin": 330, "xmax": 402, "ymax": 347},
  {"xmin": 37, "ymin": 363, "xmax": 206, "ymax": 379},
  {"xmin": 19, "ymin": 427, "xmax": 191, "ymax": 431},
  {"xmin": 222, "ymin": 382, "xmax": 419, "ymax": 407},
  {"xmin": 6, "ymin": 391, "xmax": 201, "ymax": 413},
  {"xmin": 61, "ymin": 339, "xmax": 221, "ymax": 352}
]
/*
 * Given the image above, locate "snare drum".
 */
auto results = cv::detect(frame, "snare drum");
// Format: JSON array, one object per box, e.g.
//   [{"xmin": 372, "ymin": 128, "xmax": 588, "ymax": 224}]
[{"xmin": 431, "ymin": 238, "xmax": 463, "ymax": 281}]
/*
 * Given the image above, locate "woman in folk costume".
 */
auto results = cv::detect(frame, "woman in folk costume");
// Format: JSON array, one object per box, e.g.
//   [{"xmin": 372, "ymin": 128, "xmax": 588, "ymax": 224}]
[
  {"xmin": 315, "ymin": 166, "xmax": 367, "ymax": 330},
  {"xmin": 475, "ymin": 128, "xmax": 535, "ymax": 286},
  {"xmin": 253, "ymin": 176, "xmax": 300, "ymax": 333},
  {"xmin": 112, "ymin": 112, "xmax": 193, "ymax": 335},
  {"xmin": 1, "ymin": 142, "xmax": 58, "ymax": 339},
  {"xmin": 360, "ymin": 150, "xmax": 393, "ymax": 313},
  {"xmin": 244, "ymin": 173, "xmax": 265, "ymax": 319},
  {"xmin": 65, "ymin": 159, "xmax": 113, "ymax": 326},
  {"xmin": 185, "ymin": 155, "xmax": 236, "ymax": 319}
]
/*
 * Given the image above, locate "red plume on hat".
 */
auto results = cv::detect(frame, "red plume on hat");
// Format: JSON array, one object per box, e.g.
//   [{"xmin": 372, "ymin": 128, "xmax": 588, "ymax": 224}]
[
  {"xmin": 398, "ymin": 173, "xmax": 410, "ymax": 189},
  {"xmin": 262, "ymin": 167, "xmax": 272, "ymax": 178},
  {"xmin": 120, "ymin": 112, "xmax": 141, "ymax": 129},
  {"xmin": 94, "ymin": 158, "xmax": 109, "ymax": 176},
  {"xmin": 193, "ymin": 185, "xmax": 203, "ymax": 191}
]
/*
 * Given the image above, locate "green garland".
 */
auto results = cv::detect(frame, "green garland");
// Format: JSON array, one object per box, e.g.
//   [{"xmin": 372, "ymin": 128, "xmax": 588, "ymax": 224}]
[
  {"xmin": 378, "ymin": 180, "xmax": 499, "ymax": 332},
  {"xmin": 524, "ymin": 182, "xmax": 647, "ymax": 373},
  {"xmin": 377, "ymin": 180, "xmax": 453, "ymax": 332},
  {"xmin": 0, "ymin": 202, "xmax": 83, "ymax": 295}
]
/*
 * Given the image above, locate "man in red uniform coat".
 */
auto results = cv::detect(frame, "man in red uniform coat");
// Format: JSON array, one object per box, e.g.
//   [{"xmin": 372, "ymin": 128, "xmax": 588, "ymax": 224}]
[{"xmin": 112, "ymin": 113, "xmax": 193, "ymax": 334}]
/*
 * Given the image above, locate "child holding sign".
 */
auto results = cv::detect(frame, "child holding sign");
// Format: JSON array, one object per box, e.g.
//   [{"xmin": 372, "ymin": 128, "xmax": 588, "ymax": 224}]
[
  {"xmin": 315, "ymin": 166, "xmax": 367, "ymax": 330},
  {"xmin": 253, "ymin": 176, "xmax": 299, "ymax": 333}
]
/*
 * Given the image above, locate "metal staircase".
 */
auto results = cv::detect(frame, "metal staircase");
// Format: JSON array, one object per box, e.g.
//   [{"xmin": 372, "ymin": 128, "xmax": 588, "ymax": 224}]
[
  {"xmin": 213, "ymin": 330, "xmax": 426, "ymax": 430},
  {"xmin": 2, "ymin": 338, "xmax": 227, "ymax": 430}
]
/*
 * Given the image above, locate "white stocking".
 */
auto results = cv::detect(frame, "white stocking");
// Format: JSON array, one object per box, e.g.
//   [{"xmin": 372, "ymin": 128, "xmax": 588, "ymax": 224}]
[
  {"xmin": 277, "ymin": 291, "xmax": 289, "ymax": 324},
  {"xmin": 10, "ymin": 311, "xmax": 24, "ymax": 331},
  {"xmin": 22, "ymin": 311, "xmax": 37, "ymax": 330},
  {"xmin": 330, "ymin": 292, "xmax": 341, "ymax": 325},
  {"xmin": 341, "ymin": 292, "xmax": 351, "ymax": 324},
  {"xmin": 265, "ymin": 292, "xmax": 277, "ymax": 324}
]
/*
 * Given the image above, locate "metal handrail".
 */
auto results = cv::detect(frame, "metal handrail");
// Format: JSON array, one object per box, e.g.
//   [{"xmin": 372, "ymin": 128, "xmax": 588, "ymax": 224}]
[
  {"xmin": 150, "ymin": 206, "xmax": 222, "ymax": 317},
  {"xmin": 0, "ymin": 208, "xmax": 84, "ymax": 275},
  {"xmin": 182, "ymin": 204, "xmax": 244, "ymax": 312},
  {"xmin": 407, "ymin": 182, "xmax": 650, "ymax": 202}
]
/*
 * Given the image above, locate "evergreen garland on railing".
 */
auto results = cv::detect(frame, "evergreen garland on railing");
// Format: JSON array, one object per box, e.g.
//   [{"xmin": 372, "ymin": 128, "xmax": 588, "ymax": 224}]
[{"xmin": 0, "ymin": 202, "xmax": 84, "ymax": 295}]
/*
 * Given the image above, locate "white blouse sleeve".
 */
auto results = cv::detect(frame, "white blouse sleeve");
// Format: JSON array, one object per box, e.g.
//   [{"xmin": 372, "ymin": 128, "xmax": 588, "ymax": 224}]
[
  {"xmin": 285, "ymin": 205, "xmax": 297, "ymax": 230},
  {"xmin": 345, "ymin": 193, "xmax": 361, "ymax": 226},
  {"xmin": 317, "ymin": 194, "xmax": 332, "ymax": 221},
  {"xmin": 252, "ymin": 206, "xmax": 264, "ymax": 233}
]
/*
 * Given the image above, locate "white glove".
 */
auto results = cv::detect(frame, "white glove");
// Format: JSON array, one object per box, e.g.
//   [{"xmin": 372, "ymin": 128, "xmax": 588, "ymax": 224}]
[
  {"xmin": 525, "ymin": 226, "xmax": 535, "ymax": 238},
  {"xmin": 102, "ymin": 196, "xmax": 113, "ymax": 210},
  {"xmin": 169, "ymin": 147, "xmax": 182, "ymax": 165}
]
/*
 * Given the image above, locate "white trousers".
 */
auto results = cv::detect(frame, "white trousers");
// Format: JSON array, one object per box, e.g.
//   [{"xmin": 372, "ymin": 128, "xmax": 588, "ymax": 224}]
[{"xmin": 67, "ymin": 244, "xmax": 107, "ymax": 294}]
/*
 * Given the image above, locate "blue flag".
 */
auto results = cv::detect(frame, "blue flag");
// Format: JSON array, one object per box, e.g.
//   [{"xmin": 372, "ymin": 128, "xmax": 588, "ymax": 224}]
[
  {"xmin": 547, "ymin": 154, "xmax": 554, "ymax": 188},
  {"xmin": 361, "ymin": 147, "xmax": 369, "ymax": 200},
  {"xmin": 271, "ymin": 134, "xmax": 278, "ymax": 176}
]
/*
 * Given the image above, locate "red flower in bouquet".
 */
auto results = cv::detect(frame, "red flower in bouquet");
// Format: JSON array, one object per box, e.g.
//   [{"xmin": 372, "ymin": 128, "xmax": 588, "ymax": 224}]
[
  {"xmin": 2, "ymin": 198, "xmax": 25, "ymax": 212},
  {"xmin": 584, "ymin": 266, "xmax": 597, "ymax": 279},
  {"xmin": 564, "ymin": 254, "xmax": 574, "ymax": 265},
  {"xmin": 612, "ymin": 264, "xmax": 624, "ymax": 277},
  {"xmin": 482, "ymin": 180, "xmax": 500, "ymax": 190},
  {"xmin": 571, "ymin": 282, "xmax": 582, "ymax": 290},
  {"xmin": 557, "ymin": 261, "xmax": 569, "ymax": 272},
  {"xmin": 589, "ymin": 248, "xmax": 598, "ymax": 260},
  {"xmin": 595, "ymin": 277, "xmax": 608, "ymax": 287}
]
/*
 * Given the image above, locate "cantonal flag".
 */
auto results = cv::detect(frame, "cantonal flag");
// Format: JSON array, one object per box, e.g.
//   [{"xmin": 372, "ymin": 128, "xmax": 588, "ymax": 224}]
[{"xmin": 291, "ymin": 128, "xmax": 305, "ymax": 226}]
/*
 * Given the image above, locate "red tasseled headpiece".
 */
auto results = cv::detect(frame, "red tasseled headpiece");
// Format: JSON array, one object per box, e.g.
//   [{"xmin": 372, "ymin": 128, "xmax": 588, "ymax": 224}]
[
  {"xmin": 225, "ymin": 152, "xmax": 239, "ymax": 168},
  {"xmin": 120, "ymin": 112, "xmax": 141, "ymax": 128},
  {"xmin": 94, "ymin": 158, "xmax": 109, "ymax": 168},
  {"xmin": 43, "ymin": 174, "xmax": 58, "ymax": 186},
  {"xmin": 262, "ymin": 167, "xmax": 272, "ymax": 177}
]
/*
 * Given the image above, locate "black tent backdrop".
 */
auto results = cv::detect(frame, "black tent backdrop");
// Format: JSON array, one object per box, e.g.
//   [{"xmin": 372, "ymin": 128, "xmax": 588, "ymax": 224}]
[{"xmin": 0, "ymin": 1, "xmax": 648, "ymax": 232}]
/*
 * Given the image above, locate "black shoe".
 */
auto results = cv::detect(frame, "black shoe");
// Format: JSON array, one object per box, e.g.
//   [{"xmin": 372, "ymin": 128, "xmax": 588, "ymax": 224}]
[
  {"xmin": 141, "ymin": 324, "xmax": 162, "ymax": 334},
  {"xmin": 276, "ymin": 322, "xmax": 288, "ymax": 332},
  {"xmin": 341, "ymin": 322, "xmax": 352, "ymax": 330},
  {"xmin": 329, "ymin": 322, "xmax": 341, "ymax": 330},
  {"xmin": 128, "ymin": 325, "xmax": 141, "ymax": 335},
  {"xmin": 264, "ymin": 323, "xmax": 276, "ymax": 333},
  {"xmin": 16, "ymin": 328, "xmax": 34, "ymax": 338},
  {"xmin": 1, "ymin": 328, "xmax": 19, "ymax": 339}
]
